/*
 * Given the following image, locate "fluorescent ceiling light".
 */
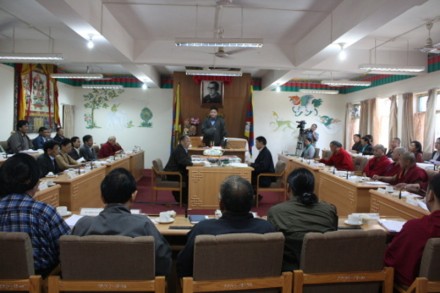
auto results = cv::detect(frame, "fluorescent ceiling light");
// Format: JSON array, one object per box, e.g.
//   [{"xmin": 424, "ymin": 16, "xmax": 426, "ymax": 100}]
[
  {"xmin": 0, "ymin": 53, "xmax": 63, "ymax": 62},
  {"xmin": 186, "ymin": 69, "xmax": 242, "ymax": 77},
  {"xmin": 359, "ymin": 64, "xmax": 425, "ymax": 73},
  {"xmin": 176, "ymin": 38, "xmax": 263, "ymax": 48},
  {"xmin": 51, "ymin": 73, "xmax": 104, "ymax": 79},
  {"xmin": 321, "ymin": 80, "xmax": 371, "ymax": 87},
  {"xmin": 82, "ymin": 84, "xmax": 123, "ymax": 89},
  {"xmin": 299, "ymin": 89, "xmax": 339, "ymax": 95}
]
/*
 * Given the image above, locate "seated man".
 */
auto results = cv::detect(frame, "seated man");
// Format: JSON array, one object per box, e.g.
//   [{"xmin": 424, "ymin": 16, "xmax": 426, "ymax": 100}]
[
  {"xmin": 36, "ymin": 140, "xmax": 61, "ymax": 177},
  {"xmin": 79, "ymin": 134, "xmax": 97, "ymax": 161},
  {"xmin": 98, "ymin": 136, "xmax": 123, "ymax": 158},
  {"xmin": 7, "ymin": 120, "xmax": 33, "ymax": 153},
  {"xmin": 56, "ymin": 138, "xmax": 80, "ymax": 171},
  {"xmin": 430, "ymin": 137, "xmax": 440, "ymax": 163},
  {"xmin": 363, "ymin": 144, "xmax": 392, "ymax": 177},
  {"xmin": 319, "ymin": 140, "xmax": 354, "ymax": 171},
  {"xmin": 0, "ymin": 153, "xmax": 71, "ymax": 277},
  {"xmin": 360, "ymin": 135, "xmax": 373, "ymax": 155},
  {"xmin": 164, "ymin": 135, "xmax": 193, "ymax": 204},
  {"xmin": 176, "ymin": 176, "xmax": 276, "ymax": 277},
  {"xmin": 52, "ymin": 127, "xmax": 66, "ymax": 144},
  {"xmin": 375, "ymin": 151, "xmax": 428, "ymax": 194},
  {"xmin": 382, "ymin": 147, "xmax": 405, "ymax": 177},
  {"xmin": 32, "ymin": 126, "xmax": 51, "ymax": 150},
  {"xmin": 72, "ymin": 168, "xmax": 172, "ymax": 276},
  {"xmin": 385, "ymin": 173, "xmax": 440, "ymax": 287},
  {"xmin": 386, "ymin": 137, "xmax": 401, "ymax": 158},
  {"xmin": 68, "ymin": 136, "xmax": 81, "ymax": 160},
  {"xmin": 250, "ymin": 136, "xmax": 275, "ymax": 188}
]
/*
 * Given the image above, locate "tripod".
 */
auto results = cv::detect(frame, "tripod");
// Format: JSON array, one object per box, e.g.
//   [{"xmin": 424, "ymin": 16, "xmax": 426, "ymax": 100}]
[{"xmin": 295, "ymin": 133, "xmax": 305, "ymax": 156}]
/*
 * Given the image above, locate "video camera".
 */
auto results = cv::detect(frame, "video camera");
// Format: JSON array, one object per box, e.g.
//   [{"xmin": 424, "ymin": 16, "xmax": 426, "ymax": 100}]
[{"xmin": 296, "ymin": 120, "xmax": 306, "ymax": 135}]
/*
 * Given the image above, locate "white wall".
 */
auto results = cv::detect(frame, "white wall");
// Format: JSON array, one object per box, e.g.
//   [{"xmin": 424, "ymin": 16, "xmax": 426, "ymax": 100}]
[
  {"xmin": 253, "ymin": 91, "xmax": 345, "ymax": 164},
  {"xmin": 0, "ymin": 64, "xmax": 15, "ymax": 139}
]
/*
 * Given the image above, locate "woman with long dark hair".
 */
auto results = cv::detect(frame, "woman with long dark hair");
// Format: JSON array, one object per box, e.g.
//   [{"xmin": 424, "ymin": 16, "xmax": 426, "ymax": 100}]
[
  {"xmin": 267, "ymin": 168, "xmax": 338, "ymax": 271},
  {"xmin": 410, "ymin": 140, "xmax": 424, "ymax": 163}
]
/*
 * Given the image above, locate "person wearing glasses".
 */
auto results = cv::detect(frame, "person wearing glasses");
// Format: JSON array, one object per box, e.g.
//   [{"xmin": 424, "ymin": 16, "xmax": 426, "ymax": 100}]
[{"xmin": 202, "ymin": 81, "xmax": 222, "ymax": 104}]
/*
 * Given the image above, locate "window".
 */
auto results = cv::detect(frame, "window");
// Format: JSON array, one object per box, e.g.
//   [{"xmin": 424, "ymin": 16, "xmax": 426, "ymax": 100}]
[{"xmin": 417, "ymin": 95, "xmax": 428, "ymax": 112}]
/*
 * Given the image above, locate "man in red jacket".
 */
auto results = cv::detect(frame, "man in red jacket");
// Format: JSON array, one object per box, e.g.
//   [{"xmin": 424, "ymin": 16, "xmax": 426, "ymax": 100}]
[
  {"xmin": 363, "ymin": 144, "xmax": 392, "ymax": 177},
  {"xmin": 319, "ymin": 140, "xmax": 354, "ymax": 171},
  {"xmin": 98, "ymin": 136, "xmax": 123, "ymax": 158}
]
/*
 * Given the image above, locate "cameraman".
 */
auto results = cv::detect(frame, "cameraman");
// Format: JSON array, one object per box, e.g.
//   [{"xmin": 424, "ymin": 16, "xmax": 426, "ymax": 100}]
[{"xmin": 304, "ymin": 123, "xmax": 319, "ymax": 146}]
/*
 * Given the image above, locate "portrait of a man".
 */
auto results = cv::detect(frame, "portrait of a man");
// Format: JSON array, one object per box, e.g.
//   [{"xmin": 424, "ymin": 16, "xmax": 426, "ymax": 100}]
[{"xmin": 201, "ymin": 81, "xmax": 223, "ymax": 104}]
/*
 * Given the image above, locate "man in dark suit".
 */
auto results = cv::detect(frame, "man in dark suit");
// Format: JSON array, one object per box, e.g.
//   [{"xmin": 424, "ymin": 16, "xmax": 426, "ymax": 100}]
[
  {"xmin": 79, "ymin": 134, "xmax": 97, "ymax": 161},
  {"xmin": 201, "ymin": 106, "xmax": 227, "ymax": 146},
  {"xmin": 36, "ymin": 140, "xmax": 61, "ymax": 177},
  {"xmin": 164, "ymin": 135, "xmax": 193, "ymax": 204},
  {"xmin": 68, "ymin": 136, "xmax": 81, "ymax": 160},
  {"xmin": 250, "ymin": 136, "xmax": 275, "ymax": 188},
  {"xmin": 32, "ymin": 126, "xmax": 51, "ymax": 150},
  {"xmin": 430, "ymin": 137, "xmax": 440, "ymax": 163}
]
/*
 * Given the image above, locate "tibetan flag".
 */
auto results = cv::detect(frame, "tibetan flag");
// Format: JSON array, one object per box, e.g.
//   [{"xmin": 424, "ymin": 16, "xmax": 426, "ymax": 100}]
[
  {"xmin": 171, "ymin": 83, "xmax": 182, "ymax": 151},
  {"xmin": 244, "ymin": 84, "xmax": 254, "ymax": 155}
]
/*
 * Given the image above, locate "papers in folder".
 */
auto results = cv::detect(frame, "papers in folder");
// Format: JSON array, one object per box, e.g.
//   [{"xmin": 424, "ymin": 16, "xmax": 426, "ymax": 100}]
[{"xmin": 378, "ymin": 219, "xmax": 406, "ymax": 233}]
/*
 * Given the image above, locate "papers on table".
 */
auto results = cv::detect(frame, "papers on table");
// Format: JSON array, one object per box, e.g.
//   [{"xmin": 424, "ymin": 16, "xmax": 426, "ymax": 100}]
[
  {"xmin": 363, "ymin": 181, "xmax": 387, "ymax": 185},
  {"xmin": 228, "ymin": 162, "xmax": 249, "ymax": 168},
  {"xmin": 378, "ymin": 219, "xmax": 406, "ymax": 233},
  {"xmin": 64, "ymin": 214, "xmax": 83, "ymax": 229},
  {"xmin": 76, "ymin": 157, "xmax": 85, "ymax": 163}
]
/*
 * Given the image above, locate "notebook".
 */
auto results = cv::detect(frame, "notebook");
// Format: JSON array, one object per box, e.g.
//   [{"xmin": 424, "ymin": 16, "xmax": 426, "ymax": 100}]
[
  {"xmin": 188, "ymin": 215, "xmax": 209, "ymax": 224},
  {"xmin": 378, "ymin": 219, "xmax": 406, "ymax": 233}
]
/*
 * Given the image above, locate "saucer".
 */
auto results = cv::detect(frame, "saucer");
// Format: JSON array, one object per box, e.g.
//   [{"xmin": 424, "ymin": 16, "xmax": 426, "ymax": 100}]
[
  {"xmin": 59, "ymin": 211, "xmax": 72, "ymax": 217},
  {"xmin": 344, "ymin": 220, "xmax": 362, "ymax": 226},
  {"xmin": 156, "ymin": 218, "xmax": 175, "ymax": 224}
]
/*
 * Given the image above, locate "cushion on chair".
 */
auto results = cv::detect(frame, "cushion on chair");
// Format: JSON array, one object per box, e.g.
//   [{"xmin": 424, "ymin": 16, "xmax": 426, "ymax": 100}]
[
  {"xmin": 60, "ymin": 235, "xmax": 155, "ymax": 280},
  {"xmin": 152, "ymin": 159, "xmax": 167, "ymax": 180},
  {"xmin": 419, "ymin": 238, "xmax": 440, "ymax": 281},
  {"xmin": 300, "ymin": 230, "xmax": 387, "ymax": 293},
  {"xmin": 193, "ymin": 232, "xmax": 284, "ymax": 281},
  {"xmin": 273, "ymin": 161, "xmax": 286, "ymax": 184},
  {"xmin": 0, "ymin": 232, "xmax": 35, "ymax": 279}
]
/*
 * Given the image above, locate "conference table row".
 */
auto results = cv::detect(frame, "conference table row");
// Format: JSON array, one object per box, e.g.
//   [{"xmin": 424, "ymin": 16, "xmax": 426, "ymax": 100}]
[{"xmin": 36, "ymin": 151, "xmax": 144, "ymax": 212}]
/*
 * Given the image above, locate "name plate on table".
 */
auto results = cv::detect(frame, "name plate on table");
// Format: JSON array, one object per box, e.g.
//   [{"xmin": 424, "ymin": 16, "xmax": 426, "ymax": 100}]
[{"xmin": 80, "ymin": 208, "xmax": 141, "ymax": 216}]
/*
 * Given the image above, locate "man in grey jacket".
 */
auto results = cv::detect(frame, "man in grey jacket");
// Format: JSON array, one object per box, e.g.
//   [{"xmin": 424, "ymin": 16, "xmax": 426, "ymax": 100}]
[{"xmin": 7, "ymin": 120, "xmax": 33, "ymax": 153}]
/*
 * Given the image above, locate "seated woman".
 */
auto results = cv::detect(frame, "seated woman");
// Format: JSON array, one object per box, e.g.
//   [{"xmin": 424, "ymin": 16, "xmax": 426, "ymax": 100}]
[
  {"xmin": 409, "ymin": 140, "xmax": 424, "ymax": 163},
  {"xmin": 351, "ymin": 134, "xmax": 363, "ymax": 153},
  {"xmin": 267, "ymin": 168, "xmax": 338, "ymax": 271},
  {"xmin": 360, "ymin": 135, "xmax": 373, "ymax": 155},
  {"xmin": 300, "ymin": 137, "xmax": 315, "ymax": 159},
  {"xmin": 56, "ymin": 138, "xmax": 80, "ymax": 171}
]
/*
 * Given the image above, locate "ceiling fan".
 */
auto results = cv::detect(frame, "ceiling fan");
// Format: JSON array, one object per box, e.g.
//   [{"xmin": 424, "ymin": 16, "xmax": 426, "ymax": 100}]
[
  {"xmin": 419, "ymin": 21, "xmax": 440, "ymax": 54},
  {"xmin": 212, "ymin": 46, "xmax": 250, "ymax": 58}
]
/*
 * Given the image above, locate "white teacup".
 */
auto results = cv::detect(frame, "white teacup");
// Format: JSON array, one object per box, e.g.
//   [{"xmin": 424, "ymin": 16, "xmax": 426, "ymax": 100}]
[
  {"xmin": 214, "ymin": 209, "xmax": 222, "ymax": 219},
  {"xmin": 347, "ymin": 214, "xmax": 362, "ymax": 224},
  {"xmin": 385, "ymin": 186, "xmax": 394, "ymax": 193},
  {"xmin": 167, "ymin": 210, "xmax": 176, "ymax": 218},
  {"xmin": 56, "ymin": 206, "xmax": 68, "ymax": 215},
  {"xmin": 159, "ymin": 212, "xmax": 171, "ymax": 222}
]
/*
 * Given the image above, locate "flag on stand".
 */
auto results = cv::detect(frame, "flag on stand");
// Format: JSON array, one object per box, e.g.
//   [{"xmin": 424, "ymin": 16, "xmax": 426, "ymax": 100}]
[
  {"xmin": 244, "ymin": 84, "xmax": 254, "ymax": 156},
  {"xmin": 170, "ymin": 83, "xmax": 182, "ymax": 152}
]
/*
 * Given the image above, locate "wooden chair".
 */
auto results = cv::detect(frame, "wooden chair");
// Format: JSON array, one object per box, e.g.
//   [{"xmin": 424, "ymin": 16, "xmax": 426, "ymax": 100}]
[
  {"xmin": 181, "ymin": 232, "xmax": 292, "ymax": 293},
  {"xmin": 0, "ymin": 232, "xmax": 42, "ymax": 293},
  {"xmin": 151, "ymin": 158, "xmax": 183, "ymax": 207},
  {"xmin": 395, "ymin": 238, "xmax": 440, "ymax": 293},
  {"xmin": 256, "ymin": 160, "xmax": 287, "ymax": 207},
  {"xmin": 321, "ymin": 149, "xmax": 332, "ymax": 160},
  {"xmin": 353, "ymin": 156, "xmax": 369, "ymax": 175},
  {"xmin": 293, "ymin": 230, "xmax": 393, "ymax": 293},
  {"xmin": 313, "ymin": 147, "xmax": 320, "ymax": 159},
  {"xmin": 48, "ymin": 235, "xmax": 165, "ymax": 293}
]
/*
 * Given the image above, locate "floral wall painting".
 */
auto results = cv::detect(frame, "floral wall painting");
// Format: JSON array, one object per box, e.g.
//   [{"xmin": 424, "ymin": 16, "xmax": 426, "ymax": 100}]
[
  {"xmin": 289, "ymin": 95, "xmax": 322, "ymax": 116},
  {"xmin": 83, "ymin": 88, "xmax": 124, "ymax": 129},
  {"xmin": 139, "ymin": 107, "xmax": 153, "ymax": 128}
]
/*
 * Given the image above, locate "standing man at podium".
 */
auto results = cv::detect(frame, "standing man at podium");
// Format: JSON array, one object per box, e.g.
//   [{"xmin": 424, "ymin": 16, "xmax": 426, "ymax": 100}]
[{"xmin": 201, "ymin": 106, "xmax": 227, "ymax": 146}]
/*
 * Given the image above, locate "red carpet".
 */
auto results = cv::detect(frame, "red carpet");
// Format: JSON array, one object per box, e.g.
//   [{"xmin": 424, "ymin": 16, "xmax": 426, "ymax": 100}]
[{"xmin": 133, "ymin": 173, "xmax": 282, "ymax": 217}]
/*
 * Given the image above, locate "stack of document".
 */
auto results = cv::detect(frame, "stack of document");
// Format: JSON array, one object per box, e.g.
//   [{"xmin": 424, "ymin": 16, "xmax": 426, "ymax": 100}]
[{"xmin": 378, "ymin": 219, "xmax": 406, "ymax": 233}]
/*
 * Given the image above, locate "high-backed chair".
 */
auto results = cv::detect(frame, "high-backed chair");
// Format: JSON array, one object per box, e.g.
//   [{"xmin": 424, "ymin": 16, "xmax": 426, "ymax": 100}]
[
  {"xmin": 48, "ymin": 235, "xmax": 165, "ymax": 293},
  {"xmin": 321, "ymin": 149, "xmax": 332, "ymax": 160},
  {"xmin": 395, "ymin": 238, "xmax": 440, "ymax": 293},
  {"xmin": 0, "ymin": 232, "xmax": 42, "ymax": 293},
  {"xmin": 151, "ymin": 158, "xmax": 183, "ymax": 207},
  {"xmin": 256, "ymin": 160, "xmax": 287, "ymax": 207},
  {"xmin": 313, "ymin": 148, "xmax": 320, "ymax": 159},
  {"xmin": 293, "ymin": 230, "xmax": 393, "ymax": 293},
  {"xmin": 181, "ymin": 232, "xmax": 292, "ymax": 293},
  {"xmin": 353, "ymin": 156, "xmax": 369, "ymax": 175}
]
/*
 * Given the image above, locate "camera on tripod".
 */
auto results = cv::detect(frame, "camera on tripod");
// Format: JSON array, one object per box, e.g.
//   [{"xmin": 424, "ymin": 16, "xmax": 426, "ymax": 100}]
[{"xmin": 296, "ymin": 120, "xmax": 306, "ymax": 135}]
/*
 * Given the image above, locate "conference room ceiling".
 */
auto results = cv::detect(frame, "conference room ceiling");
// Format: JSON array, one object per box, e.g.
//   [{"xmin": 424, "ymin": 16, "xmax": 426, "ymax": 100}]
[{"xmin": 0, "ymin": 0, "xmax": 439, "ymax": 90}]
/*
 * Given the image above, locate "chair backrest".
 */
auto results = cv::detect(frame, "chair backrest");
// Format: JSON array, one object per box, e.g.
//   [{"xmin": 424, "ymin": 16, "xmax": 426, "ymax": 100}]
[
  {"xmin": 152, "ymin": 158, "xmax": 164, "ymax": 172},
  {"xmin": 193, "ymin": 232, "xmax": 284, "ymax": 281},
  {"xmin": 419, "ymin": 238, "xmax": 440, "ymax": 281},
  {"xmin": 426, "ymin": 169, "xmax": 438, "ymax": 182},
  {"xmin": 354, "ymin": 156, "xmax": 369, "ymax": 172},
  {"xmin": 313, "ymin": 148, "xmax": 320, "ymax": 159},
  {"xmin": 59, "ymin": 235, "xmax": 155, "ymax": 280},
  {"xmin": 300, "ymin": 230, "xmax": 387, "ymax": 293},
  {"xmin": 226, "ymin": 138, "xmax": 247, "ymax": 149},
  {"xmin": 189, "ymin": 136, "xmax": 202, "ymax": 147},
  {"xmin": 321, "ymin": 149, "xmax": 332, "ymax": 160},
  {"xmin": 0, "ymin": 232, "xmax": 35, "ymax": 279},
  {"xmin": 274, "ymin": 161, "xmax": 287, "ymax": 185}
]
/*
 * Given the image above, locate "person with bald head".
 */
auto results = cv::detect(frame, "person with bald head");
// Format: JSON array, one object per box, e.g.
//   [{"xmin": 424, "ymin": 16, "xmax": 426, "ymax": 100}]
[
  {"xmin": 383, "ymin": 147, "xmax": 406, "ymax": 177},
  {"xmin": 176, "ymin": 175, "xmax": 276, "ymax": 277},
  {"xmin": 363, "ymin": 144, "xmax": 392, "ymax": 177},
  {"xmin": 98, "ymin": 136, "xmax": 123, "ymax": 158}
]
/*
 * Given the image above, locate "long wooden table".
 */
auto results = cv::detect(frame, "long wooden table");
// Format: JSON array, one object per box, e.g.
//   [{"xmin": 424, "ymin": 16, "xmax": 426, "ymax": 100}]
[
  {"xmin": 53, "ymin": 166, "xmax": 106, "ymax": 212},
  {"xmin": 101, "ymin": 155, "xmax": 130, "ymax": 174},
  {"xmin": 35, "ymin": 184, "xmax": 60, "ymax": 207},
  {"xmin": 318, "ymin": 171, "xmax": 388, "ymax": 216},
  {"xmin": 278, "ymin": 154, "xmax": 321, "ymax": 195},
  {"xmin": 188, "ymin": 148, "xmax": 246, "ymax": 162},
  {"xmin": 129, "ymin": 151, "xmax": 145, "ymax": 181},
  {"xmin": 187, "ymin": 166, "xmax": 253, "ymax": 210},
  {"xmin": 370, "ymin": 189, "xmax": 429, "ymax": 220}
]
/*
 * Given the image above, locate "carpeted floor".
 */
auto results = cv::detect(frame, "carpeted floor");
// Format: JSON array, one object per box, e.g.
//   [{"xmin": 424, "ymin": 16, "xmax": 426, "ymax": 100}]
[{"xmin": 132, "ymin": 173, "xmax": 283, "ymax": 217}]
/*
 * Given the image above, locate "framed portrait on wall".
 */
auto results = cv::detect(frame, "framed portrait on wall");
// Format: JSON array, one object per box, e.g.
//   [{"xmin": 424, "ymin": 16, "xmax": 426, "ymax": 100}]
[{"xmin": 201, "ymin": 80, "xmax": 223, "ymax": 105}]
